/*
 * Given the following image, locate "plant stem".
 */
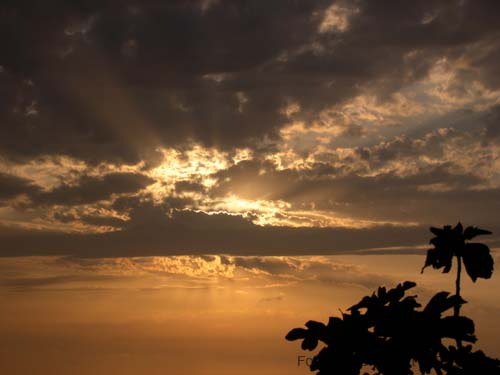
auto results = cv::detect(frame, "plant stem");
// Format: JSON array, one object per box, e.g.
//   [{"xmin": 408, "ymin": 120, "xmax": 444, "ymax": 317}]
[
  {"xmin": 455, "ymin": 255, "xmax": 462, "ymax": 317},
  {"xmin": 455, "ymin": 255, "xmax": 463, "ymax": 349}
]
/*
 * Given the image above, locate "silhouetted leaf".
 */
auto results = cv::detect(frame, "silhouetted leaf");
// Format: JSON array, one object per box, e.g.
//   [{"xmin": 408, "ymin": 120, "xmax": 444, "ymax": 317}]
[
  {"xmin": 402, "ymin": 281, "xmax": 416, "ymax": 290},
  {"xmin": 462, "ymin": 243, "xmax": 494, "ymax": 282},
  {"xmin": 430, "ymin": 226, "xmax": 445, "ymax": 236},
  {"xmin": 327, "ymin": 316, "xmax": 342, "ymax": 329},
  {"xmin": 424, "ymin": 292, "xmax": 466, "ymax": 315},
  {"xmin": 424, "ymin": 291, "xmax": 449, "ymax": 313},
  {"xmin": 387, "ymin": 285, "xmax": 404, "ymax": 303},
  {"xmin": 422, "ymin": 247, "xmax": 453, "ymax": 273},
  {"xmin": 441, "ymin": 345, "xmax": 500, "ymax": 374},
  {"xmin": 440, "ymin": 316, "xmax": 476, "ymax": 343},
  {"xmin": 305, "ymin": 320, "xmax": 327, "ymax": 337},
  {"xmin": 285, "ymin": 328, "xmax": 307, "ymax": 341},
  {"xmin": 455, "ymin": 349, "xmax": 500, "ymax": 374},
  {"xmin": 463, "ymin": 226, "xmax": 492, "ymax": 240},
  {"xmin": 348, "ymin": 295, "xmax": 373, "ymax": 311},
  {"xmin": 302, "ymin": 336, "xmax": 319, "ymax": 351},
  {"xmin": 401, "ymin": 295, "xmax": 421, "ymax": 310}
]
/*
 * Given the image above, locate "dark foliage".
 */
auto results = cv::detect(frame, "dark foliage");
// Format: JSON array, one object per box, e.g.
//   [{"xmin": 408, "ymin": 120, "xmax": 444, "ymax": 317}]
[
  {"xmin": 422, "ymin": 223, "xmax": 493, "ymax": 282},
  {"xmin": 286, "ymin": 282, "xmax": 498, "ymax": 375},
  {"xmin": 440, "ymin": 345, "xmax": 500, "ymax": 375},
  {"xmin": 286, "ymin": 224, "xmax": 500, "ymax": 374}
]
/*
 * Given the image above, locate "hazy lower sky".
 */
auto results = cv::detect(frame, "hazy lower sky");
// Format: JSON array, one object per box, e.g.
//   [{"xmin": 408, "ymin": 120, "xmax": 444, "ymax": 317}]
[
  {"xmin": 1, "ymin": 254, "xmax": 499, "ymax": 374},
  {"xmin": 1, "ymin": 1, "xmax": 500, "ymax": 374}
]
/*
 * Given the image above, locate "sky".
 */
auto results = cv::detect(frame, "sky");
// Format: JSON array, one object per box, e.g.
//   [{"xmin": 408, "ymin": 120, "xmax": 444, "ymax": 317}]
[
  {"xmin": 1, "ymin": 0, "xmax": 500, "ymax": 374},
  {"xmin": 1, "ymin": 254, "xmax": 499, "ymax": 374}
]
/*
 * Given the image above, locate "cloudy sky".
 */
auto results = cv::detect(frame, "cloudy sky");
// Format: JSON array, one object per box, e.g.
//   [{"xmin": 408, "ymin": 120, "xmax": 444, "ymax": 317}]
[
  {"xmin": 2, "ymin": 0, "xmax": 500, "ymax": 255},
  {"xmin": 1, "ymin": 1, "xmax": 500, "ymax": 374}
]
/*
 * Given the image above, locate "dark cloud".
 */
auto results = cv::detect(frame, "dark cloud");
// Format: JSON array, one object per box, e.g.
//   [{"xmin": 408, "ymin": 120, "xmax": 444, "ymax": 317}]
[
  {"xmin": 32, "ymin": 172, "xmax": 154, "ymax": 206},
  {"xmin": 258, "ymin": 295, "xmax": 284, "ymax": 303},
  {"xmin": 0, "ymin": 0, "xmax": 331, "ymax": 163},
  {"xmin": 174, "ymin": 180, "xmax": 206, "ymax": 193},
  {"xmin": 0, "ymin": 200, "xmax": 428, "ymax": 257},
  {"xmin": 1, "ymin": 0, "xmax": 500, "ymax": 164},
  {"xmin": 232, "ymin": 257, "xmax": 296, "ymax": 275},
  {"xmin": 79, "ymin": 214, "xmax": 127, "ymax": 228},
  {"xmin": 0, "ymin": 274, "xmax": 120, "ymax": 289},
  {"xmin": 483, "ymin": 105, "xmax": 500, "ymax": 139},
  {"xmin": 0, "ymin": 172, "xmax": 40, "ymax": 202}
]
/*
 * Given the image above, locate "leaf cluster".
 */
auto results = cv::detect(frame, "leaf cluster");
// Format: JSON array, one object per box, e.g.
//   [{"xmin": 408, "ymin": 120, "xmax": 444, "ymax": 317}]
[
  {"xmin": 422, "ymin": 223, "xmax": 493, "ymax": 282},
  {"xmin": 286, "ymin": 282, "xmax": 499, "ymax": 375}
]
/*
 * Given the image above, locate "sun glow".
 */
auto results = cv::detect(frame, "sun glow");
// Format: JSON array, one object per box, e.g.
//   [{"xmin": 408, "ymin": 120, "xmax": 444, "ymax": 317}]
[{"xmin": 147, "ymin": 146, "xmax": 253, "ymax": 198}]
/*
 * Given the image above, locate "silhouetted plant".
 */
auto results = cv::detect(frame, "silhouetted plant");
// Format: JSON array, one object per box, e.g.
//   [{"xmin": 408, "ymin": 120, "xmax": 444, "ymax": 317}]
[
  {"xmin": 286, "ymin": 224, "xmax": 499, "ymax": 375},
  {"xmin": 421, "ymin": 222, "xmax": 493, "ymax": 318}
]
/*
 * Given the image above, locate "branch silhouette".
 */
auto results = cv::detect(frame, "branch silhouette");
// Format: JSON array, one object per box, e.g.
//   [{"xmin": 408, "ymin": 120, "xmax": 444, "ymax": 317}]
[{"xmin": 286, "ymin": 223, "xmax": 500, "ymax": 375}]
